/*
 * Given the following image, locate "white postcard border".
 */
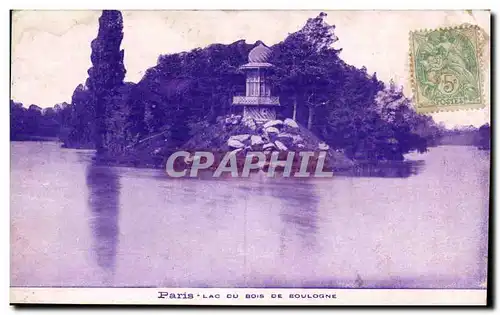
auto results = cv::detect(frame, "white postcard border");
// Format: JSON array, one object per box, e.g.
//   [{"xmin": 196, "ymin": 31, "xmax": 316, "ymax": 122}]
[{"xmin": 10, "ymin": 288, "xmax": 487, "ymax": 305}]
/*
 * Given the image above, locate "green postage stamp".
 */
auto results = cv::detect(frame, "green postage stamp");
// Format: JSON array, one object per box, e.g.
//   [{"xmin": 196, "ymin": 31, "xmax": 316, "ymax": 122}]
[{"xmin": 410, "ymin": 25, "xmax": 486, "ymax": 113}]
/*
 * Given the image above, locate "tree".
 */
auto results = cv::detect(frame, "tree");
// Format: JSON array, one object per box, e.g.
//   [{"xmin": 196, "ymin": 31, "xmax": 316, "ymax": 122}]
[
  {"xmin": 53, "ymin": 102, "xmax": 72, "ymax": 128},
  {"xmin": 375, "ymin": 81, "xmax": 440, "ymax": 152},
  {"xmin": 62, "ymin": 10, "xmax": 127, "ymax": 151},
  {"xmin": 25, "ymin": 104, "xmax": 43, "ymax": 136},
  {"xmin": 374, "ymin": 80, "xmax": 411, "ymax": 124},
  {"xmin": 10, "ymin": 100, "xmax": 27, "ymax": 139},
  {"xmin": 104, "ymin": 82, "xmax": 134, "ymax": 153},
  {"xmin": 270, "ymin": 12, "xmax": 342, "ymax": 130},
  {"xmin": 65, "ymin": 84, "xmax": 94, "ymax": 148},
  {"xmin": 77, "ymin": 11, "xmax": 440, "ymax": 162},
  {"xmin": 86, "ymin": 10, "xmax": 126, "ymax": 153},
  {"xmin": 478, "ymin": 123, "xmax": 490, "ymax": 150},
  {"xmin": 124, "ymin": 40, "xmax": 249, "ymax": 149}
]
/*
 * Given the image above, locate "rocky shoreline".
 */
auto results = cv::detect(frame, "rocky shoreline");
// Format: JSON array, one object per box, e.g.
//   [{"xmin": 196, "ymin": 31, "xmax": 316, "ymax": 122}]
[
  {"xmin": 91, "ymin": 114, "xmax": 354, "ymax": 173},
  {"xmin": 223, "ymin": 115, "xmax": 326, "ymax": 153}
]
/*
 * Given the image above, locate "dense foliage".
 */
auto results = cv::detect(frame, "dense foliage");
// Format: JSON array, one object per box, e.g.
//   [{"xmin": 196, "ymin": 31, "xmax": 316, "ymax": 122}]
[
  {"xmin": 10, "ymin": 100, "xmax": 71, "ymax": 140},
  {"xmin": 124, "ymin": 40, "xmax": 251, "ymax": 151},
  {"xmin": 65, "ymin": 10, "xmax": 127, "ymax": 151},
  {"xmin": 11, "ymin": 11, "xmax": 469, "ymax": 162},
  {"xmin": 440, "ymin": 124, "xmax": 490, "ymax": 149}
]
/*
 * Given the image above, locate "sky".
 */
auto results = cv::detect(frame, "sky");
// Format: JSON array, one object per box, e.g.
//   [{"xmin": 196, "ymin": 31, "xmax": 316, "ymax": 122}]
[{"xmin": 11, "ymin": 10, "xmax": 490, "ymax": 128}]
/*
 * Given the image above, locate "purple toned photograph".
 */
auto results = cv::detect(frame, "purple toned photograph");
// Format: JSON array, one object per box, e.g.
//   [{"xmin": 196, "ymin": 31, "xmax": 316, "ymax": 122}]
[{"xmin": 10, "ymin": 10, "xmax": 490, "ymax": 305}]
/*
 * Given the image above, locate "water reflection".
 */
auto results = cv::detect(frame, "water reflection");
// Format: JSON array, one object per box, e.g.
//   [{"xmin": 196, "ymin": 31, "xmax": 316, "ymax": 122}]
[
  {"xmin": 10, "ymin": 143, "xmax": 490, "ymax": 288},
  {"xmin": 86, "ymin": 162, "xmax": 121, "ymax": 279},
  {"xmin": 477, "ymin": 150, "xmax": 490, "ymax": 286},
  {"xmin": 339, "ymin": 159, "xmax": 426, "ymax": 178},
  {"xmin": 248, "ymin": 176, "xmax": 320, "ymax": 252},
  {"xmin": 277, "ymin": 180, "xmax": 319, "ymax": 251}
]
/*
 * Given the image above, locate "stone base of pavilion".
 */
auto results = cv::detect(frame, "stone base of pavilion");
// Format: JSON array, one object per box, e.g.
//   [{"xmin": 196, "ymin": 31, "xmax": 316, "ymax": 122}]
[{"xmin": 182, "ymin": 114, "xmax": 354, "ymax": 172}]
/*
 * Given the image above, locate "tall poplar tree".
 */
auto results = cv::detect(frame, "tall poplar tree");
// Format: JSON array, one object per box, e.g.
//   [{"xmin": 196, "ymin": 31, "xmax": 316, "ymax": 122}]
[{"xmin": 86, "ymin": 10, "xmax": 126, "ymax": 153}]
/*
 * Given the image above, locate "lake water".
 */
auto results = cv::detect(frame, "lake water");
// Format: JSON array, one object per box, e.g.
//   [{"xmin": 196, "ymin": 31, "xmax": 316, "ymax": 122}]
[{"xmin": 10, "ymin": 141, "xmax": 490, "ymax": 288}]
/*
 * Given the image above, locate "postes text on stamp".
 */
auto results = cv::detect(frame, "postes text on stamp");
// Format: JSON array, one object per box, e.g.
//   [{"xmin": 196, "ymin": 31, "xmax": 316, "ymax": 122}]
[{"xmin": 410, "ymin": 25, "xmax": 485, "ymax": 113}]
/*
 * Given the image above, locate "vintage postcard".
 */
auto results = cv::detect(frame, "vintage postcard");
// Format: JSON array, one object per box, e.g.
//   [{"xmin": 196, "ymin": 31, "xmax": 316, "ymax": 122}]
[{"xmin": 10, "ymin": 10, "xmax": 490, "ymax": 305}]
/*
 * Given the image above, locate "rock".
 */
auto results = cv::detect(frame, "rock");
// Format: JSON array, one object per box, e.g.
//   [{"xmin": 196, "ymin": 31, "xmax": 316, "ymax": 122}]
[
  {"xmin": 250, "ymin": 135, "xmax": 264, "ymax": 146},
  {"xmin": 318, "ymin": 142, "xmax": 329, "ymax": 150},
  {"xmin": 263, "ymin": 143, "xmax": 276, "ymax": 151},
  {"xmin": 265, "ymin": 127, "xmax": 279, "ymax": 135},
  {"xmin": 276, "ymin": 133, "xmax": 295, "ymax": 147},
  {"xmin": 227, "ymin": 139, "xmax": 245, "ymax": 149},
  {"xmin": 232, "ymin": 115, "xmax": 242, "ymax": 125},
  {"xmin": 275, "ymin": 140, "xmax": 288, "ymax": 151},
  {"xmin": 292, "ymin": 135, "xmax": 303, "ymax": 144},
  {"xmin": 263, "ymin": 119, "xmax": 283, "ymax": 129},
  {"xmin": 230, "ymin": 148, "xmax": 244, "ymax": 155},
  {"xmin": 229, "ymin": 134, "xmax": 250, "ymax": 142},
  {"xmin": 284, "ymin": 118, "xmax": 299, "ymax": 128},
  {"xmin": 261, "ymin": 132, "xmax": 270, "ymax": 142},
  {"xmin": 242, "ymin": 116, "xmax": 257, "ymax": 130},
  {"xmin": 225, "ymin": 114, "xmax": 242, "ymax": 125},
  {"xmin": 277, "ymin": 132, "xmax": 294, "ymax": 140}
]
